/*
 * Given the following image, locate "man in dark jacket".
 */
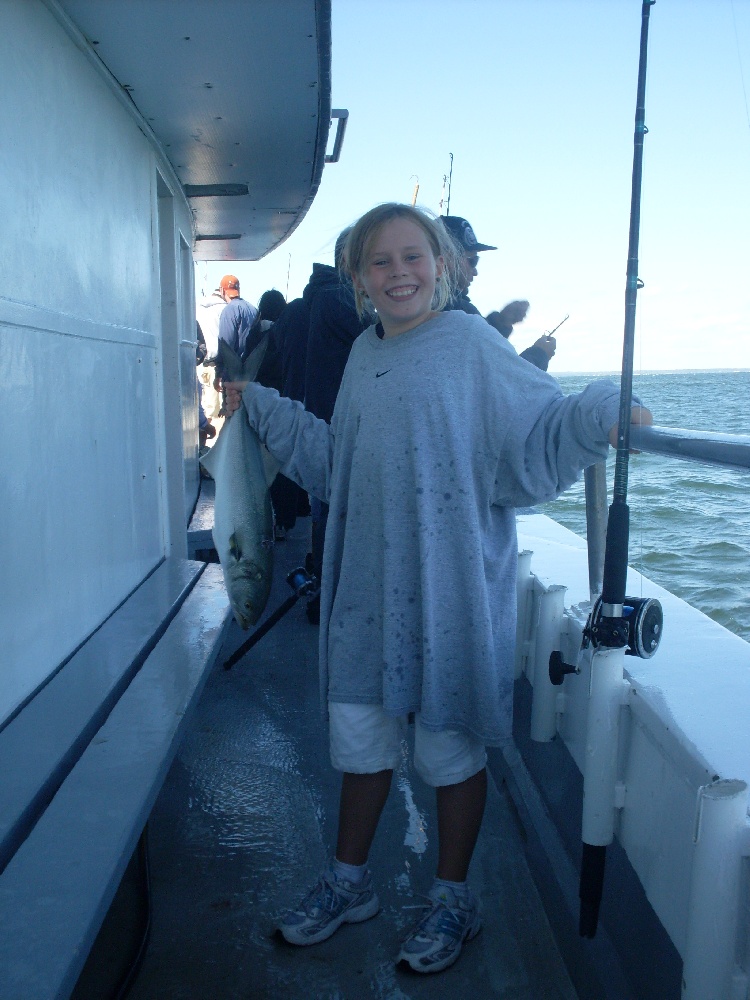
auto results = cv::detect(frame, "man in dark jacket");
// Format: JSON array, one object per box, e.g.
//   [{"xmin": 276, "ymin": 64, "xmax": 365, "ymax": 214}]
[
  {"xmin": 275, "ymin": 261, "xmax": 344, "ymax": 409},
  {"xmin": 300, "ymin": 233, "xmax": 369, "ymax": 622},
  {"xmin": 267, "ymin": 234, "xmax": 366, "ymax": 565},
  {"xmin": 260, "ymin": 286, "xmax": 325, "ymax": 540},
  {"xmin": 439, "ymin": 215, "xmax": 556, "ymax": 371}
]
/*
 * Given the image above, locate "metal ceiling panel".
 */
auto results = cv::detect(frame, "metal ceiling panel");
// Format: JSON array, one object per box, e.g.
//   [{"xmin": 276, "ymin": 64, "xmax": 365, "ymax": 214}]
[{"xmin": 58, "ymin": 0, "xmax": 332, "ymax": 260}]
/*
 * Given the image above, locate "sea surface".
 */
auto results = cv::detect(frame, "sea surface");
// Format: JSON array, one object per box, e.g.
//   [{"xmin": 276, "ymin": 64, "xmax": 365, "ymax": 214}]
[{"xmin": 541, "ymin": 370, "xmax": 750, "ymax": 641}]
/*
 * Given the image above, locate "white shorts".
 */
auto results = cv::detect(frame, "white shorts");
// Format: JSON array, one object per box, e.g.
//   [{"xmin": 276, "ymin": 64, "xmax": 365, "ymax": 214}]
[{"xmin": 328, "ymin": 702, "xmax": 487, "ymax": 788}]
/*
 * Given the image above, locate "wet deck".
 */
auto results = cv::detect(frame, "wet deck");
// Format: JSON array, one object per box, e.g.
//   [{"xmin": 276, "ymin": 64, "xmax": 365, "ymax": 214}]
[{"xmin": 128, "ymin": 519, "xmax": 578, "ymax": 999}]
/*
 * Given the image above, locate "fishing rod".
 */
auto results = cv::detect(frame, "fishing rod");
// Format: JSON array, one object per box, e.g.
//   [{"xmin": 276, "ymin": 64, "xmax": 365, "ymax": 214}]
[
  {"xmin": 578, "ymin": 0, "xmax": 658, "ymax": 940},
  {"xmin": 223, "ymin": 565, "xmax": 319, "ymax": 670},
  {"xmin": 545, "ymin": 314, "xmax": 569, "ymax": 337}
]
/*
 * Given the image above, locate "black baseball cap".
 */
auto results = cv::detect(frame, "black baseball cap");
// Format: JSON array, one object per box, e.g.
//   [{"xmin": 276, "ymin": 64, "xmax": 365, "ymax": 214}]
[{"xmin": 440, "ymin": 216, "xmax": 496, "ymax": 253}]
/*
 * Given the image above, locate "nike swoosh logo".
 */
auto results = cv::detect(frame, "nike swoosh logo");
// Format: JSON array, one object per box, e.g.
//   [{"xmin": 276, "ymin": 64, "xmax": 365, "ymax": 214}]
[{"xmin": 376, "ymin": 370, "xmax": 391, "ymax": 378}]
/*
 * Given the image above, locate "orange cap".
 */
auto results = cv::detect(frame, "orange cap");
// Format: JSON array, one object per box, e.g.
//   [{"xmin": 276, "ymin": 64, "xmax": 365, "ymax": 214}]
[{"xmin": 219, "ymin": 274, "xmax": 240, "ymax": 298}]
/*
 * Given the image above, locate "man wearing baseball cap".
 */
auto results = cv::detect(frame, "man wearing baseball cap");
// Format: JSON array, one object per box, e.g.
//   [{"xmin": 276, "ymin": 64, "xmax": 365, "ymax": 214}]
[
  {"xmin": 217, "ymin": 274, "xmax": 259, "ymax": 361},
  {"xmin": 440, "ymin": 215, "xmax": 555, "ymax": 371}
]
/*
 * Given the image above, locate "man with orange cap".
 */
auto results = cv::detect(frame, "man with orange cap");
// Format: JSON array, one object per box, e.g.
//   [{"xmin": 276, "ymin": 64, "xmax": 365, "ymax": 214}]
[{"xmin": 217, "ymin": 274, "xmax": 259, "ymax": 361}]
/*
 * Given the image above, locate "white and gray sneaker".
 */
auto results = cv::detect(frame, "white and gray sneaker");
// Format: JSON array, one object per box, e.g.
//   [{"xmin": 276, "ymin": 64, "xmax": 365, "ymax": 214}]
[
  {"xmin": 277, "ymin": 867, "xmax": 380, "ymax": 945},
  {"xmin": 397, "ymin": 883, "xmax": 481, "ymax": 973}
]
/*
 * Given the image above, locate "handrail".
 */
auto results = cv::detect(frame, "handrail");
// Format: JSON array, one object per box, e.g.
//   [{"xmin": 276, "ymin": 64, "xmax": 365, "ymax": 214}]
[
  {"xmin": 630, "ymin": 425, "xmax": 750, "ymax": 473},
  {"xmin": 325, "ymin": 109, "xmax": 349, "ymax": 163},
  {"xmin": 583, "ymin": 424, "xmax": 750, "ymax": 598}
]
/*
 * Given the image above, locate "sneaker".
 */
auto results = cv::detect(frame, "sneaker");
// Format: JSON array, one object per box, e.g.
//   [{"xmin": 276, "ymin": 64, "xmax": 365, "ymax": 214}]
[
  {"xmin": 397, "ymin": 884, "xmax": 481, "ymax": 974},
  {"xmin": 278, "ymin": 868, "xmax": 379, "ymax": 946}
]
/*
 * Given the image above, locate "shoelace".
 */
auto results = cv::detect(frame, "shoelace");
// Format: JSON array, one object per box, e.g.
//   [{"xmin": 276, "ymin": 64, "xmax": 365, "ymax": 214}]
[
  {"xmin": 302, "ymin": 873, "xmax": 360, "ymax": 916},
  {"xmin": 300, "ymin": 876, "xmax": 338, "ymax": 916},
  {"xmin": 403, "ymin": 893, "xmax": 469, "ymax": 936}
]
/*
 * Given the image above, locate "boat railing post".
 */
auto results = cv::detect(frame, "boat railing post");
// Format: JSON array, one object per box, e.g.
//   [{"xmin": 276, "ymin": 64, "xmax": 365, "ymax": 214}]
[
  {"xmin": 682, "ymin": 779, "xmax": 749, "ymax": 1000},
  {"xmin": 584, "ymin": 462, "xmax": 608, "ymax": 601}
]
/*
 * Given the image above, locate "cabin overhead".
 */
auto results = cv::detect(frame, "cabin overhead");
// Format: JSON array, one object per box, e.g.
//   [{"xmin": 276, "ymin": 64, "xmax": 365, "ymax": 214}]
[{"xmin": 57, "ymin": 0, "xmax": 336, "ymax": 261}]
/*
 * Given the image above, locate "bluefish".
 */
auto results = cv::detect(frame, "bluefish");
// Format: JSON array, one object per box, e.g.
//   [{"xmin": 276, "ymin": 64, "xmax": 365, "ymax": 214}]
[{"xmin": 200, "ymin": 338, "xmax": 279, "ymax": 628}]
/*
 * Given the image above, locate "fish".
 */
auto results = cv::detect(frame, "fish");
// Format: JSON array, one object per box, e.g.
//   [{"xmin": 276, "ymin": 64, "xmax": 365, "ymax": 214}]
[{"xmin": 200, "ymin": 337, "xmax": 280, "ymax": 629}]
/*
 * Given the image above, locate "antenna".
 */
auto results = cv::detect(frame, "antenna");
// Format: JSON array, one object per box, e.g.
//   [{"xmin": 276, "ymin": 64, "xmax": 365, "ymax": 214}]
[
  {"xmin": 410, "ymin": 175, "xmax": 420, "ymax": 206},
  {"xmin": 446, "ymin": 153, "xmax": 454, "ymax": 215},
  {"xmin": 197, "ymin": 261, "xmax": 209, "ymax": 297}
]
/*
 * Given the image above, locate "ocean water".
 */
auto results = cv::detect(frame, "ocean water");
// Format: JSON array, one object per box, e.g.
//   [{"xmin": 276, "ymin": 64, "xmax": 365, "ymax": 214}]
[{"xmin": 541, "ymin": 370, "xmax": 750, "ymax": 641}]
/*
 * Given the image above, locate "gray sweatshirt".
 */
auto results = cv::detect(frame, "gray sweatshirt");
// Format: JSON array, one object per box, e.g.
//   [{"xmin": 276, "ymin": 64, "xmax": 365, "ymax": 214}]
[{"xmin": 243, "ymin": 310, "xmax": 623, "ymax": 746}]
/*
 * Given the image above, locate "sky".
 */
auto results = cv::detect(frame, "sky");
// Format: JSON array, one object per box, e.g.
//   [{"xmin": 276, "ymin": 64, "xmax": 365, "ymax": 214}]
[{"xmin": 196, "ymin": 0, "xmax": 750, "ymax": 374}]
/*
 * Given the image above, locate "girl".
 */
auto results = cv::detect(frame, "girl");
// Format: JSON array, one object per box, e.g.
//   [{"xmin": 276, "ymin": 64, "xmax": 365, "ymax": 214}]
[{"xmin": 224, "ymin": 203, "xmax": 651, "ymax": 974}]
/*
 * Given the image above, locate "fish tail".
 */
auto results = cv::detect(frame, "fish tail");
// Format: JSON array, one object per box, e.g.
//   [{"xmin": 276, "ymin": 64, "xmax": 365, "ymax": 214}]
[{"xmin": 215, "ymin": 335, "xmax": 268, "ymax": 383}]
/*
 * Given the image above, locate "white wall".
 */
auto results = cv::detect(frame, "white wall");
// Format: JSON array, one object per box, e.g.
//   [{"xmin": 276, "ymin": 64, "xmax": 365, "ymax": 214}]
[{"xmin": 0, "ymin": 0, "xmax": 197, "ymax": 724}]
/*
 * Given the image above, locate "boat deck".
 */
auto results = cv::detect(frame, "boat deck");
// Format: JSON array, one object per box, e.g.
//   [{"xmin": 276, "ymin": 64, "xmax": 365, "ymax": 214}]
[{"xmin": 127, "ymin": 519, "xmax": 578, "ymax": 999}]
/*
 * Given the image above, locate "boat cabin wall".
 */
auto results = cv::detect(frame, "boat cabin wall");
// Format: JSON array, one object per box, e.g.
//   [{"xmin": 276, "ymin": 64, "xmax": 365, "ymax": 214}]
[{"xmin": 0, "ymin": 0, "xmax": 199, "ymax": 726}]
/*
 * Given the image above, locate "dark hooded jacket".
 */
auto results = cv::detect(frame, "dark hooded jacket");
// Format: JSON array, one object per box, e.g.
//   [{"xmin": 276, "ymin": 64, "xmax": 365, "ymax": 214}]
[
  {"xmin": 271, "ymin": 263, "xmax": 342, "ymax": 405},
  {"xmin": 304, "ymin": 277, "xmax": 368, "ymax": 423}
]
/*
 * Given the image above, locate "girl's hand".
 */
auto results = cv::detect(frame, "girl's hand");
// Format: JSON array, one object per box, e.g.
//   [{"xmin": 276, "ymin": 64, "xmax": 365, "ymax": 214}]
[
  {"xmin": 223, "ymin": 381, "xmax": 249, "ymax": 417},
  {"xmin": 608, "ymin": 405, "xmax": 653, "ymax": 449}
]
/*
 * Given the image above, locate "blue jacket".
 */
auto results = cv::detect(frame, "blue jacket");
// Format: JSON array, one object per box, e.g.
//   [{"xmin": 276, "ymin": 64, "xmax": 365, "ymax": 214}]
[{"xmin": 218, "ymin": 297, "xmax": 259, "ymax": 361}]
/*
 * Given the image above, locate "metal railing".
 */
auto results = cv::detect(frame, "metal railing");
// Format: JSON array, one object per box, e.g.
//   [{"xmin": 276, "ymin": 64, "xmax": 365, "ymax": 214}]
[{"xmin": 584, "ymin": 425, "xmax": 750, "ymax": 599}]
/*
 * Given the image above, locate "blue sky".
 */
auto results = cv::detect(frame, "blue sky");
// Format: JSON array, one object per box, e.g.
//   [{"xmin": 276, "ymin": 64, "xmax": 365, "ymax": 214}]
[{"xmin": 197, "ymin": 0, "xmax": 750, "ymax": 373}]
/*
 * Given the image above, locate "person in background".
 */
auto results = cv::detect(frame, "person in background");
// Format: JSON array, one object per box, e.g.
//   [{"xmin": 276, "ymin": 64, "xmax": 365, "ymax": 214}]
[
  {"xmin": 303, "ymin": 229, "xmax": 369, "ymax": 621},
  {"xmin": 245, "ymin": 287, "xmax": 310, "ymax": 543},
  {"xmin": 439, "ymin": 215, "xmax": 526, "ymax": 333},
  {"xmin": 196, "ymin": 286, "xmax": 226, "ymax": 420},
  {"xmin": 440, "ymin": 215, "xmax": 555, "ymax": 370},
  {"xmin": 222, "ymin": 202, "xmax": 651, "ymax": 976},
  {"xmin": 198, "ymin": 389, "xmax": 216, "ymax": 450},
  {"xmin": 262, "ymin": 288, "xmax": 319, "ymax": 544},
  {"xmin": 196, "ymin": 338, "xmax": 216, "ymax": 453},
  {"xmin": 254, "ymin": 289, "xmax": 288, "ymax": 392},
  {"xmin": 256, "ymin": 230, "xmax": 365, "ymax": 595},
  {"xmin": 217, "ymin": 274, "xmax": 259, "ymax": 361}
]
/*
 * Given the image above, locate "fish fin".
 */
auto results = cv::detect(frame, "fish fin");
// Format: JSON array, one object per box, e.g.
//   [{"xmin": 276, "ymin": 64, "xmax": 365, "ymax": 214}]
[
  {"xmin": 215, "ymin": 334, "xmax": 268, "ymax": 384},
  {"xmin": 215, "ymin": 338, "xmax": 244, "ymax": 382},
  {"xmin": 228, "ymin": 533, "xmax": 242, "ymax": 561},
  {"xmin": 262, "ymin": 445, "xmax": 281, "ymax": 487},
  {"xmin": 240, "ymin": 333, "xmax": 269, "ymax": 382}
]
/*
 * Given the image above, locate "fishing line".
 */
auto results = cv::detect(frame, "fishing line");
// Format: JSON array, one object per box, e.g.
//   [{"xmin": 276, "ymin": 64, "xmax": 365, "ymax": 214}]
[{"xmin": 729, "ymin": 0, "xmax": 750, "ymax": 137}]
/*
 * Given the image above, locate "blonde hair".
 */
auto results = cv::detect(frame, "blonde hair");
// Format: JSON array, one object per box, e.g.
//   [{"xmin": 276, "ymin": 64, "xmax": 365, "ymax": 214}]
[{"xmin": 341, "ymin": 203, "xmax": 460, "ymax": 318}]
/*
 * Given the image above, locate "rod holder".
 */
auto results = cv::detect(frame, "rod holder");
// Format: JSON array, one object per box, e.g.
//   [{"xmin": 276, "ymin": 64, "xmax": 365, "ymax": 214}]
[
  {"xmin": 682, "ymin": 779, "xmax": 748, "ymax": 1000},
  {"xmin": 530, "ymin": 586, "xmax": 567, "ymax": 742}
]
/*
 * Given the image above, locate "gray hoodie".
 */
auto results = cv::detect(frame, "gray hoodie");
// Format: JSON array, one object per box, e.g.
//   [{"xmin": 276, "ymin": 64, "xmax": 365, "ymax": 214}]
[{"xmin": 243, "ymin": 310, "xmax": 623, "ymax": 746}]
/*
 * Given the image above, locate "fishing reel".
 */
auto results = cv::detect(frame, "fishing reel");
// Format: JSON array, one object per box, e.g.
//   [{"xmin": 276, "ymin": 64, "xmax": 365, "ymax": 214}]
[
  {"xmin": 549, "ymin": 595, "xmax": 663, "ymax": 686},
  {"xmin": 583, "ymin": 596, "xmax": 663, "ymax": 658},
  {"xmin": 286, "ymin": 566, "xmax": 319, "ymax": 599}
]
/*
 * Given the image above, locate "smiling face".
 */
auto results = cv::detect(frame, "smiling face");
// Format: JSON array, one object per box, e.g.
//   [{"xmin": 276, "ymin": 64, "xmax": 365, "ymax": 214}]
[{"xmin": 355, "ymin": 217, "xmax": 444, "ymax": 338}]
